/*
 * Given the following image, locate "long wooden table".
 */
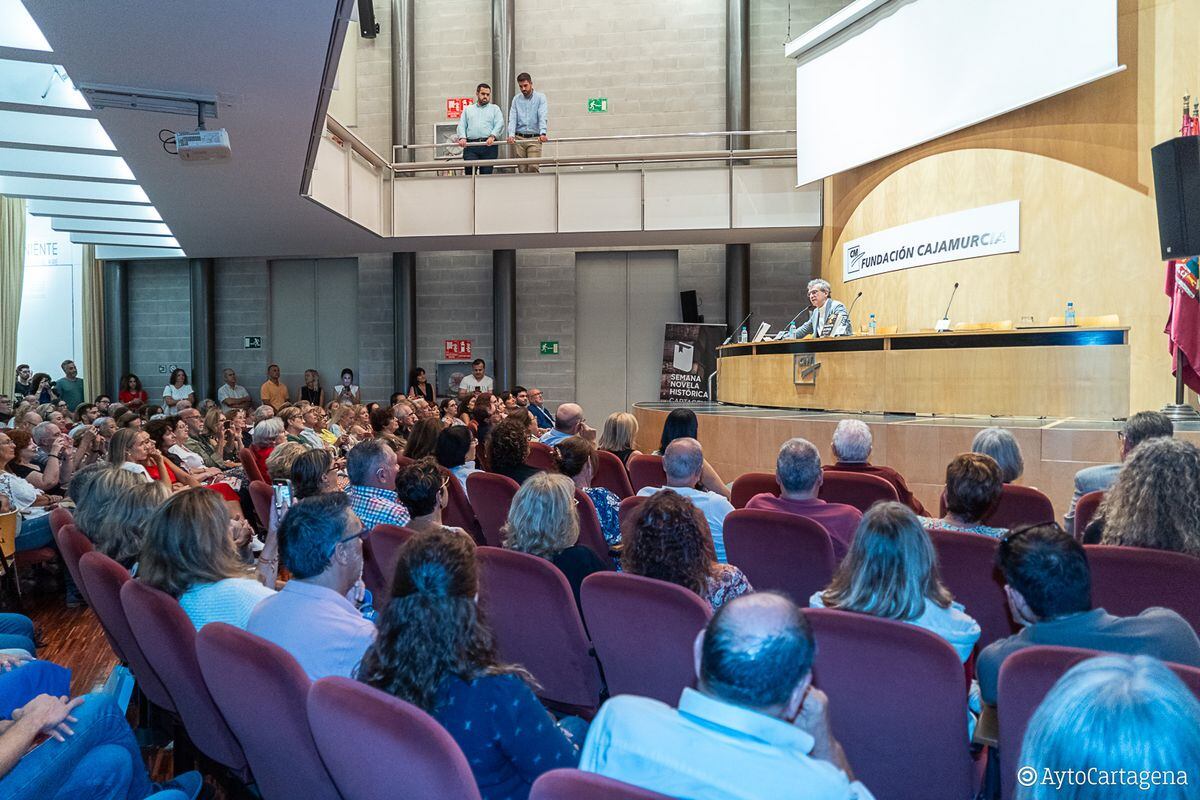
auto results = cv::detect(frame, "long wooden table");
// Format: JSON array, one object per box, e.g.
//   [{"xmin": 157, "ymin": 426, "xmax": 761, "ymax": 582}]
[{"xmin": 717, "ymin": 327, "xmax": 1130, "ymax": 418}]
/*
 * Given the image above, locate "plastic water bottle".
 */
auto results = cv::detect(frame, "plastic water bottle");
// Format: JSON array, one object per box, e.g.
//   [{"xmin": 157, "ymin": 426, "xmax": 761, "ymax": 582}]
[
  {"xmin": 868, "ymin": 313, "xmax": 877, "ymax": 335},
  {"xmin": 788, "ymin": 319, "xmax": 797, "ymax": 339},
  {"xmin": 739, "ymin": 325, "xmax": 748, "ymax": 343},
  {"xmin": 1065, "ymin": 302, "xmax": 1076, "ymax": 326}
]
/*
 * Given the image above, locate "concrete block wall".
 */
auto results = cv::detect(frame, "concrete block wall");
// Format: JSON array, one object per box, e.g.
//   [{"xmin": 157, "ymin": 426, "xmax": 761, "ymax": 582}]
[
  {"xmin": 413, "ymin": 0, "xmax": 492, "ymax": 156},
  {"xmin": 353, "ymin": 0, "xmax": 394, "ymax": 157},
  {"xmin": 516, "ymin": 248, "xmax": 575, "ymax": 406},
  {"xmin": 750, "ymin": 241, "xmax": 816, "ymax": 328},
  {"xmin": 126, "ymin": 260, "xmax": 192, "ymax": 397},
  {"xmin": 414, "ymin": 251, "xmax": 494, "ymax": 387},
  {"xmin": 357, "ymin": 253, "xmax": 396, "ymax": 401},
  {"xmin": 213, "ymin": 257, "xmax": 270, "ymax": 399}
]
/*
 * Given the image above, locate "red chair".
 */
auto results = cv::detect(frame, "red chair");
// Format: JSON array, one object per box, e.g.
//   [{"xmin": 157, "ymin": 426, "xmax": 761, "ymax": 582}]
[
  {"xmin": 627, "ymin": 454, "xmax": 666, "ymax": 493},
  {"xmin": 928, "ymin": 528, "xmax": 1016, "ymax": 649},
  {"xmin": 730, "ymin": 471, "xmax": 777, "ymax": 509},
  {"xmin": 248, "ymin": 480, "xmax": 273, "ymax": 532},
  {"xmin": 363, "ymin": 524, "xmax": 415, "ymax": 608},
  {"xmin": 196, "ymin": 623, "xmax": 340, "ymax": 800},
  {"xmin": 440, "ymin": 468, "xmax": 485, "ymax": 545},
  {"xmin": 723, "ymin": 509, "xmax": 835, "ymax": 605},
  {"xmin": 309, "ymin": 676, "xmax": 483, "ymax": 800},
  {"xmin": 1072, "ymin": 490, "xmax": 1104, "ymax": 538},
  {"xmin": 804, "ymin": 608, "xmax": 977, "ymax": 800},
  {"xmin": 983, "ymin": 484, "xmax": 1055, "ymax": 528},
  {"xmin": 531, "ymin": 769, "xmax": 672, "ymax": 799},
  {"xmin": 476, "ymin": 547, "xmax": 603, "ymax": 712},
  {"xmin": 239, "ymin": 447, "xmax": 264, "ymax": 483},
  {"xmin": 1085, "ymin": 544, "xmax": 1200, "ymax": 631},
  {"xmin": 48, "ymin": 506, "xmax": 73, "ymax": 538},
  {"xmin": 618, "ymin": 495, "xmax": 647, "ymax": 532},
  {"xmin": 819, "ymin": 471, "xmax": 899, "ymax": 512},
  {"xmin": 54, "ymin": 523, "xmax": 94, "ymax": 607},
  {"xmin": 580, "ymin": 572, "xmax": 711, "ymax": 704},
  {"xmin": 997, "ymin": 645, "xmax": 1200, "ymax": 800},
  {"xmin": 526, "ymin": 441, "xmax": 557, "ymax": 471},
  {"xmin": 593, "ymin": 450, "xmax": 634, "ymax": 499},
  {"xmin": 467, "ymin": 472, "xmax": 520, "ymax": 548},
  {"xmin": 120, "ymin": 580, "xmax": 250, "ymax": 779},
  {"xmin": 574, "ymin": 490, "xmax": 615, "ymax": 569}
]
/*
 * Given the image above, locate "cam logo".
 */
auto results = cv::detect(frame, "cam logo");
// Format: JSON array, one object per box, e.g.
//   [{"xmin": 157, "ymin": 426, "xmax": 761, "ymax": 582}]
[{"xmin": 847, "ymin": 245, "xmax": 865, "ymax": 274}]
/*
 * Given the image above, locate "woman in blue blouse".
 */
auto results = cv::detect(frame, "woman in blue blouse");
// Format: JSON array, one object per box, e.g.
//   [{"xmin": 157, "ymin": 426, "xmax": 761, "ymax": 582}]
[
  {"xmin": 357, "ymin": 528, "xmax": 582, "ymax": 800},
  {"xmin": 552, "ymin": 437, "xmax": 622, "ymax": 548}
]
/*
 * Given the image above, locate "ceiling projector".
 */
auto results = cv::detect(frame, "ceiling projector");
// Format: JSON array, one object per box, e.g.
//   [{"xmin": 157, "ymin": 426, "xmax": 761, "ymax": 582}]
[{"xmin": 175, "ymin": 128, "xmax": 231, "ymax": 161}]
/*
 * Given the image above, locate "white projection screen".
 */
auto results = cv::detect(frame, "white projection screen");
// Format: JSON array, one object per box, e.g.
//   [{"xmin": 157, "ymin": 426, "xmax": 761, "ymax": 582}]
[{"xmin": 789, "ymin": 0, "xmax": 1122, "ymax": 187}]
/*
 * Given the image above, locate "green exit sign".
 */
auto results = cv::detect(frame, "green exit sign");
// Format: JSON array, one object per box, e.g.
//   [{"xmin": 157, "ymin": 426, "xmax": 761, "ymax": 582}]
[
  {"xmin": 586, "ymin": 97, "xmax": 608, "ymax": 113},
  {"xmin": 539, "ymin": 341, "xmax": 560, "ymax": 355}
]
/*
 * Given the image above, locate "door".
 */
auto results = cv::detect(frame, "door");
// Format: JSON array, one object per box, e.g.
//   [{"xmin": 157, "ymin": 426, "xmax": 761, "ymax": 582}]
[{"xmin": 269, "ymin": 258, "xmax": 359, "ymax": 399}]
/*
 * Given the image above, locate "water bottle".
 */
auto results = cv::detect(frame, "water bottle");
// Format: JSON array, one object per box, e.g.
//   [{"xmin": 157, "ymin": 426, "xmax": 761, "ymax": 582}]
[
  {"xmin": 868, "ymin": 313, "xmax": 877, "ymax": 335},
  {"xmin": 788, "ymin": 319, "xmax": 798, "ymax": 339},
  {"xmin": 739, "ymin": 325, "xmax": 748, "ymax": 343},
  {"xmin": 1065, "ymin": 302, "xmax": 1076, "ymax": 326}
]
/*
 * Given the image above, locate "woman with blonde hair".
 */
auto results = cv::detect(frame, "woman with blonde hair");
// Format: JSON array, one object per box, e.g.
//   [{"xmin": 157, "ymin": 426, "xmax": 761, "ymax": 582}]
[
  {"xmin": 108, "ymin": 427, "xmax": 174, "ymax": 491},
  {"xmin": 300, "ymin": 369, "xmax": 324, "ymax": 407},
  {"xmin": 597, "ymin": 411, "xmax": 640, "ymax": 467},
  {"xmin": 503, "ymin": 472, "xmax": 607, "ymax": 607},
  {"xmin": 74, "ymin": 467, "xmax": 168, "ymax": 571}
]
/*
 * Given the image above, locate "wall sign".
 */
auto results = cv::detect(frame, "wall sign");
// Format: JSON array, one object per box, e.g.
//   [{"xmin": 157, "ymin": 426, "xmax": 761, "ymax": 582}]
[
  {"xmin": 843, "ymin": 200, "xmax": 1020, "ymax": 283},
  {"xmin": 538, "ymin": 341, "xmax": 559, "ymax": 355},
  {"xmin": 243, "ymin": 336, "xmax": 262, "ymax": 350},
  {"xmin": 586, "ymin": 98, "xmax": 608, "ymax": 113},
  {"xmin": 444, "ymin": 339, "xmax": 472, "ymax": 360},
  {"xmin": 446, "ymin": 97, "xmax": 474, "ymax": 119},
  {"xmin": 660, "ymin": 323, "xmax": 724, "ymax": 402}
]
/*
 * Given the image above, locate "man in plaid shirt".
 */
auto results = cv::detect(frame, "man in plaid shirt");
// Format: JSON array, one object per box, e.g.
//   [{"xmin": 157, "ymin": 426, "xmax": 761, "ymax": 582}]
[{"xmin": 346, "ymin": 439, "xmax": 410, "ymax": 532}]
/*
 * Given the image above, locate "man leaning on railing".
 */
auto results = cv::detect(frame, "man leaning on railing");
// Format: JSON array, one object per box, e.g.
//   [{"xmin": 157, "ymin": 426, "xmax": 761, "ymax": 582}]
[
  {"xmin": 455, "ymin": 83, "xmax": 505, "ymax": 175},
  {"xmin": 507, "ymin": 72, "xmax": 548, "ymax": 174}
]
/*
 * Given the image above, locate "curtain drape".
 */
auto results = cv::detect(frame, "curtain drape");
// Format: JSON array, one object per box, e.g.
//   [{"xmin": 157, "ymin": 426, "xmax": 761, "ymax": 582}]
[
  {"xmin": 0, "ymin": 196, "xmax": 26, "ymax": 402},
  {"xmin": 80, "ymin": 245, "xmax": 105, "ymax": 400}
]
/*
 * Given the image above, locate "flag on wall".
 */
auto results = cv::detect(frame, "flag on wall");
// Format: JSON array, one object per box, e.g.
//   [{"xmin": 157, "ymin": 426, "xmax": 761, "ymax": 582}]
[{"xmin": 1165, "ymin": 257, "xmax": 1200, "ymax": 391}]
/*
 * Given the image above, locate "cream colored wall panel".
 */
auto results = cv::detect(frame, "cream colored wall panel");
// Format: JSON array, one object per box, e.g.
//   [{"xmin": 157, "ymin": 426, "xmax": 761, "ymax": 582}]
[
  {"xmin": 733, "ymin": 169, "xmax": 821, "ymax": 228},
  {"xmin": 558, "ymin": 172, "xmax": 641, "ymax": 232},
  {"xmin": 475, "ymin": 174, "xmax": 556, "ymax": 235},
  {"xmin": 348, "ymin": 153, "xmax": 382, "ymax": 234},
  {"xmin": 644, "ymin": 168, "xmax": 730, "ymax": 231},
  {"xmin": 393, "ymin": 177, "xmax": 474, "ymax": 237},
  {"xmin": 312, "ymin": 135, "xmax": 347, "ymax": 216}
]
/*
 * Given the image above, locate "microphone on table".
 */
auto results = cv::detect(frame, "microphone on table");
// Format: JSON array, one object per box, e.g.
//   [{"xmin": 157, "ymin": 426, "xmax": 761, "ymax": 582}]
[
  {"xmin": 935, "ymin": 282, "xmax": 960, "ymax": 332},
  {"xmin": 722, "ymin": 311, "xmax": 753, "ymax": 345},
  {"xmin": 844, "ymin": 291, "xmax": 863, "ymax": 331}
]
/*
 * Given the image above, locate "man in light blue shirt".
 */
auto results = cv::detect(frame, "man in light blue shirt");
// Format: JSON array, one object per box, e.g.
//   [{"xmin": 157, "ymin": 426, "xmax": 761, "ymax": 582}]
[
  {"xmin": 538, "ymin": 402, "xmax": 593, "ymax": 446},
  {"xmin": 580, "ymin": 592, "xmax": 873, "ymax": 800},
  {"xmin": 506, "ymin": 72, "xmax": 548, "ymax": 173},
  {"xmin": 455, "ymin": 82, "xmax": 505, "ymax": 175}
]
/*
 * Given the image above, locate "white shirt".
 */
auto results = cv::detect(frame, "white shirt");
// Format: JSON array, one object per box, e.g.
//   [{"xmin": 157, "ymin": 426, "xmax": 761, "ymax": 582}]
[
  {"xmin": 217, "ymin": 383, "xmax": 250, "ymax": 412},
  {"xmin": 333, "ymin": 384, "xmax": 360, "ymax": 405},
  {"xmin": 179, "ymin": 577, "xmax": 275, "ymax": 630},
  {"xmin": 169, "ymin": 444, "xmax": 205, "ymax": 471},
  {"xmin": 163, "ymin": 384, "xmax": 194, "ymax": 402},
  {"xmin": 120, "ymin": 462, "xmax": 152, "ymax": 483},
  {"xmin": 459, "ymin": 374, "xmax": 494, "ymax": 393},
  {"xmin": 0, "ymin": 472, "xmax": 39, "ymax": 511},
  {"xmin": 451, "ymin": 462, "xmax": 481, "ymax": 497},
  {"xmin": 636, "ymin": 485, "xmax": 734, "ymax": 562}
]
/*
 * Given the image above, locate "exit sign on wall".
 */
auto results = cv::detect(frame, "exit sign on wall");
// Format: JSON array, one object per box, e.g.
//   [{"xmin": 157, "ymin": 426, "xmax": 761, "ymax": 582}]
[{"xmin": 586, "ymin": 98, "xmax": 608, "ymax": 113}]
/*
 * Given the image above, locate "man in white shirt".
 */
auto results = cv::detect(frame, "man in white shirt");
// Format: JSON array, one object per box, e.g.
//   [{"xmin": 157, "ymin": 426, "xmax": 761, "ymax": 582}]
[
  {"xmin": 455, "ymin": 83, "xmax": 505, "ymax": 175},
  {"xmin": 539, "ymin": 402, "xmax": 593, "ymax": 446},
  {"xmin": 247, "ymin": 493, "xmax": 376, "ymax": 680},
  {"xmin": 637, "ymin": 437, "xmax": 734, "ymax": 562},
  {"xmin": 580, "ymin": 592, "xmax": 872, "ymax": 800},
  {"xmin": 216, "ymin": 369, "xmax": 253, "ymax": 413},
  {"xmin": 458, "ymin": 359, "xmax": 494, "ymax": 394}
]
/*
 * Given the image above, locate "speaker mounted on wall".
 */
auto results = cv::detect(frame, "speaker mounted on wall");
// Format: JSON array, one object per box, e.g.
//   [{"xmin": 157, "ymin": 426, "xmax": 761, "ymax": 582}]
[
  {"xmin": 1151, "ymin": 136, "xmax": 1200, "ymax": 260},
  {"xmin": 680, "ymin": 290, "xmax": 702, "ymax": 323}
]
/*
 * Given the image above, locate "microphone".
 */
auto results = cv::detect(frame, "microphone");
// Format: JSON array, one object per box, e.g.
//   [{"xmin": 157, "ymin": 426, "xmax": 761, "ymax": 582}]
[
  {"xmin": 844, "ymin": 291, "xmax": 863, "ymax": 331},
  {"xmin": 935, "ymin": 282, "xmax": 960, "ymax": 332},
  {"xmin": 722, "ymin": 311, "xmax": 753, "ymax": 345}
]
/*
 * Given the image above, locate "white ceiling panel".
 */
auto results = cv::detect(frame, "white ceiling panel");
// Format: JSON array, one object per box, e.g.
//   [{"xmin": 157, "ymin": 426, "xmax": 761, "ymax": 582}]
[
  {"xmin": 0, "ymin": 109, "xmax": 114, "ymax": 150},
  {"xmin": 0, "ymin": 147, "xmax": 134, "ymax": 179},
  {"xmin": 0, "ymin": 174, "xmax": 149, "ymax": 202},
  {"xmin": 51, "ymin": 217, "xmax": 171, "ymax": 236},
  {"xmin": 69, "ymin": 232, "xmax": 179, "ymax": 247},
  {"xmin": 28, "ymin": 198, "xmax": 162, "ymax": 221},
  {"xmin": 0, "ymin": 0, "xmax": 52, "ymax": 51},
  {"xmin": 95, "ymin": 245, "xmax": 185, "ymax": 260},
  {"xmin": 0, "ymin": 59, "xmax": 88, "ymax": 109}
]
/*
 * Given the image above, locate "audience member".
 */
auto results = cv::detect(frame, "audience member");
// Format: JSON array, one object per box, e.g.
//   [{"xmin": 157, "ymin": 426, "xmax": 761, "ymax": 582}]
[
  {"xmin": 597, "ymin": 411, "xmax": 640, "ymax": 468},
  {"xmin": 407, "ymin": 367, "xmax": 434, "ymax": 403},
  {"xmin": 249, "ymin": 418, "xmax": 286, "ymax": 480},
  {"xmin": 971, "ymin": 427, "xmax": 1025, "ymax": 483},
  {"xmin": 750, "ymin": 439, "xmax": 865, "ymax": 558},
  {"xmin": 216, "ymin": 368, "xmax": 252, "ymax": 413},
  {"xmin": 503, "ymin": 472, "xmax": 607, "ymax": 608},
  {"xmin": 623, "ymin": 489, "xmax": 751, "ymax": 611},
  {"xmin": 177, "ymin": 407, "xmax": 224, "ymax": 470},
  {"xmin": 370, "ymin": 404, "xmax": 405, "ymax": 452},
  {"xmin": 118, "ymin": 373, "xmax": 148, "ymax": 411},
  {"xmin": 5, "ymin": 429, "xmax": 55, "ymax": 492},
  {"xmin": 260, "ymin": 364, "xmax": 289, "ymax": 410},
  {"xmin": 638, "ymin": 437, "xmax": 735, "ymax": 562},
  {"xmin": 357, "ymin": 527, "xmax": 581, "ymax": 799},
  {"xmin": 333, "ymin": 368, "xmax": 361, "ymax": 405},
  {"xmin": 538, "ymin": 403, "xmax": 592, "ymax": 446},
  {"xmin": 919, "ymin": 453, "xmax": 1006, "ymax": 539},
  {"xmin": 526, "ymin": 387, "xmax": 554, "ymax": 429},
  {"xmin": 440, "ymin": 397, "xmax": 464, "ymax": 427},
  {"xmin": 143, "ymin": 419, "xmax": 202, "ymax": 488},
  {"xmin": 116, "ymin": 410, "xmax": 142, "ymax": 430},
  {"xmin": 554, "ymin": 436, "xmax": 622, "ymax": 547},
  {"xmin": 27, "ymin": 373, "xmax": 55, "ymax": 404},
  {"xmin": 55, "ymin": 360, "xmax": 84, "ymax": 411},
  {"xmin": 580, "ymin": 592, "xmax": 868, "ymax": 800},
  {"xmin": 300, "ymin": 369, "xmax": 324, "ymax": 406},
  {"xmin": 74, "ymin": 402, "xmax": 100, "ymax": 425},
  {"xmin": 976, "ymin": 523, "xmax": 1200, "ymax": 705},
  {"xmin": 31, "ymin": 421, "xmax": 75, "ymax": 493},
  {"xmin": 346, "ymin": 439, "xmax": 411, "ymax": 532},
  {"xmin": 161, "ymin": 368, "xmax": 194, "ymax": 410},
  {"xmin": 508, "ymin": 408, "xmax": 539, "ymax": 443},
  {"xmin": 489, "ymin": 416, "xmax": 542, "ymax": 485},
  {"xmin": 74, "ymin": 465, "xmax": 167, "ymax": 571},
  {"xmin": 468, "ymin": 392, "xmax": 500, "ymax": 449},
  {"xmin": 436, "ymin": 425, "xmax": 480, "ymax": 496},
  {"xmin": 0, "ymin": 431, "xmax": 59, "ymax": 551},
  {"xmin": 498, "ymin": 391, "xmax": 517, "ymax": 412},
  {"xmin": 655, "ymin": 408, "xmax": 729, "ymax": 497},
  {"xmin": 403, "ymin": 417, "xmax": 442, "ymax": 461},
  {"xmin": 94, "ymin": 394, "xmax": 112, "ymax": 414},
  {"xmin": 824, "ymin": 419, "xmax": 926, "ymax": 514},
  {"xmin": 459, "ymin": 358, "xmax": 494, "ymax": 393},
  {"xmin": 290, "ymin": 449, "xmax": 339, "ymax": 501},
  {"xmin": 108, "ymin": 428, "xmax": 171, "ymax": 491},
  {"xmin": 12, "ymin": 365, "xmax": 32, "ymax": 400},
  {"xmin": 202, "ymin": 408, "xmax": 238, "ymax": 464},
  {"xmin": 252, "ymin": 404, "xmax": 276, "ymax": 423},
  {"xmin": 248, "ymin": 493, "xmax": 375, "ymax": 680},
  {"xmin": 1086, "ymin": 437, "xmax": 1200, "ymax": 556},
  {"xmin": 395, "ymin": 457, "xmax": 466, "ymax": 537},
  {"xmin": 1064, "ymin": 410, "xmax": 1173, "ymax": 531}
]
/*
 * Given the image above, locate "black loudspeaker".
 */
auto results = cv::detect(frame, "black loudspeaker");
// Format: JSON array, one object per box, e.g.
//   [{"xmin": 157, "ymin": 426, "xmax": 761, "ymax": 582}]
[
  {"xmin": 680, "ymin": 290, "xmax": 702, "ymax": 323},
  {"xmin": 1151, "ymin": 136, "xmax": 1200, "ymax": 259},
  {"xmin": 357, "ymin": 0, "xmax": 380, "ymax": 37}
]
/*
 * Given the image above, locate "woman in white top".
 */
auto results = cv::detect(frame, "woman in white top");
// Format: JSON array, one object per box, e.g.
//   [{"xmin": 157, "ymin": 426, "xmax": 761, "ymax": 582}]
[
  {"xmin": 333, "ymin": 368, "xmax": 361, "ymax": 405},
  {"xmin": 0, "ymin": 431, "xmax": 60, "ymax": 551},
  {"xmin": 108, "ymin": 427, "xmax": 174, "ymax": 492},
  {"xmin": 162, "ymin": 368, "xmax": 195, "ymax": 410},
  {"xmin": 137, "ymin": 488, "xmax": 273, "ymax": 630}
]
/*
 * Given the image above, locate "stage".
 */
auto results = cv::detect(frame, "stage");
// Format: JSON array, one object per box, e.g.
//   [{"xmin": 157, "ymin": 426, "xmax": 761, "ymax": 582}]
[{"xmin": 631, "ymin": 403, "xmax": 1200, "ymax": 522}]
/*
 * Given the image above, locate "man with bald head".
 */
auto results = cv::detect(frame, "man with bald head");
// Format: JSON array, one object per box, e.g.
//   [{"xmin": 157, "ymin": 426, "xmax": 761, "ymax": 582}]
[
  {"xmin": 580, "ymin": 592, "xmax": 869, "ymax": 799},
  {"xmin": 636, "ymin": 437, "xmax": 734, "ymax": 562},
  {"xmin": 538, "ymin": 402, "xmax": 593, "ymax": 446}
]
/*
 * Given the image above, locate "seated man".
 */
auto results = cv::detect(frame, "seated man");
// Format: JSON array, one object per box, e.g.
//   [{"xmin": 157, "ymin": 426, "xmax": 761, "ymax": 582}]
[
  {"xmin": 977, "ymin": 523, "xmax": 1200, "ymax": 705},
  {"xmin": 823, "ymin": 420, "xmax": 926, "ymax": 515},
  {"xmin": 637, "ymin": 438, "xmax": 734, "ymax": 562},
  {"xmin": 248, "ymin": 494, "xmax": 376, "ymax": 680},
  {"xmin": 346, "ymin": 439, "xmax": 410, "ymax": 532},
  {"xmin": 580, "ymin": 592, "xmax": 871, "ymax": 800},
  {"xmin": 526, "ymin": 387, "xmax": 554, "ymax": 429},
  {"xmin": 747, "ymin": 438, "xmax": 862, "ymax": 560},
  {"xmin": 539, "ymin": 403, "xmax": 592, "ymax": 446}
]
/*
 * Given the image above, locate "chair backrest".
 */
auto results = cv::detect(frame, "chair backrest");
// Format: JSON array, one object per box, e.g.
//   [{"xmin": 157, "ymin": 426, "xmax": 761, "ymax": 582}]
[
  {"xmin": 617, "ymin": 495, "xmax": 646, "ymax": 532},
  {"xmin": 248, "ymin": 480, "xmax": 273, "ymax": 531},
  {"xmin": 363, "ymin": 524, "xmax": 415, "ymax": 608},
  {"xmin": 593, "ymin": 449, "xmax": 634, "ymax": 499},
  {"xmin": 475, "ymin": 547, "xmax": 603, "ymax": 710},
  {"xmin": 983, "ymin": 484, "xmax": 1055, "ymax": 528},
  {"xmin": 1072, "ymin": 490, "xmax": 1104, "ymax": 538},
  {"xmin": 0, "ymin": 511, "xmax": 17, "ymax": 559},
  {"xmin": 77, "ymin": 551, "xmax": 174, "ymax": 712},
  {"xmin": 531, "ymin": 769, "xmax": 672, "ymax": 800},
  {"xmin": 627, "ymin": 454, "xmax": 666, "ymax": 493},
  {"xmin": 308, "ymin": 676, "xmax": 482, "ymax": 800},
  {"xmin": 927, "ymin": 528, "xmax": 1016, "ymax": 649},
  {"xmin": 440, "ymin": 467, "xmax": 485, "ymax": 544},
  {"xmin": 48, "ymin": 506, "xmax": 73, "ymax": 538},
  {"xmin": 239, "ymin": 447, "xmax": 264, "ymax": 483},
  {"xmin": 467, "ymin": 472, "xmax": 520, "ymax": 548},
  {"xmin": 803, "ymin": 607, "xmax": 975, "ymax": 800},
  {"xmin": 818, "ymin": 471, "xmax": 899, "ymax": 512},
  {"xmin": 722, "ymin": 509, "xmax": 835, "ymax": 605},
  {"xmin": 997, "ymin": 645, "xmax": 1200, "ymax": 800},
  {"xmin": 574, "ymin": 490, "xmax": 614, "ymax": 569},
  {"xmin": 730, "ymin": 471, "xmax": 778, "ymax": 509},
  {"xmin": 196, "ymin": 623, "xmax": 340, "ymax": 800},
  {"xmin": 580, "ymin": 572, "xmax": 711, "ymax": 704},
  {"xmin": 54, "ymin": 522, "xmax": 94, "ymax": 606},
  {"xmin": 1085, "ymin": 544, "xmax": 1200, "ymax": 631},
  {"xmin": 526, "ymin": 441, "xmax": 557, "ymax": 471},
  {"xmin": 119, "ymin": 579, "xmax": 248, "ymax": 773}
]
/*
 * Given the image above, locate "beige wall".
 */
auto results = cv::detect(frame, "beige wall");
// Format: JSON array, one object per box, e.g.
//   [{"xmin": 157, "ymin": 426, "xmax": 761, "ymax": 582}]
[{"xmin": 817, "ymin": 0, "xmax": 1199, "ymax": 413}]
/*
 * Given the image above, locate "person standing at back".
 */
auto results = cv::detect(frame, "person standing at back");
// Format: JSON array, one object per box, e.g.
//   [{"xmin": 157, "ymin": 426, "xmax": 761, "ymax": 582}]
[
  {"xmin": 506, "ymin": 72, "xmax": 548, "ymax": 173},
  {"xmin": 456, "ymin": 83, "xmax": 505, "ymax": 175},
  {"xmin": 460, "ymin": 358, "xmax": 494, "ymax": 394},
  {"xmin": 260, "ymin": 364, "xmax": 289, "ymax": 410},
  {"xmin": 55, "ymin": 360, "xmax": 85, "ymax": 411}
]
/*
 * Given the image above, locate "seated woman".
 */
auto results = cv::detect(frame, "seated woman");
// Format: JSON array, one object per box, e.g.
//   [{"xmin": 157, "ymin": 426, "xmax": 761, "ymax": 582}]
[
  {"xmin": 279, "ymin": 407, "xmax": 310, "ymax": 447},
  {"xmin": 73, "ymin": 464, "xmax": 169, "ymax": 572},
  {"xmin": 403, "ymin": 418, "xmax": 442, "ymax": 461},
  {"xmin": 440, "ymin": 397, "xmax": 465, "ymax": 427},
  {"xmin": 919, "ymin": 453, "xmax": 1006, "ymax": 539},
  {"xmin": 108, "ymin": 428, "xmax": 171, "ymax": 492},
  {"xmin": 370, "ymin": 406, "xmax": 406, "ymax": 453},
  {"xmin": 116, "ymin": 410, "xmax": 143, "ymax": 430},
  {"xmin": 166, "ymin": 417, "xmax": 223, "ymax": 479},
  {"xmin": 508, "ymin": 408, "xmax": 539, "ymax": 441},
  {"xmin": 486, "ymin": 416, "xmax": 541, "ymax": 485},
  {"xmin": 395, "ymin": 457, "xmax": 467, "ymax": 537},
  {"xmin": 1086, "ymin": 437, "xmax": 1200, "ymax": 557},
  {"xmin": 597, "ymin": 411, "xmax": 641, "ymax": 468},
  {"xmin": 0, "ymin": 431, "xmax": 61, "ymax": 552},
  {"xmin": 357, "ymin": 528, "xmax": 581, "ymax": 800},
  {"xmin": 654, "ymin": 408, "xmax": 730, "ymax": 499},
  {"xmin": 622, "ymin": 489, "xmax": 751, "ymax": 611},
  {"xmin": 436, "ymin": 425, "xmax": 480, "ymax": 497},
  {"xmin": 4, "ymin": 430, "xmax": 62, "ymax": 493},
  {"xmin": 143, "ymin": 420, "xmax": 203, "ymax": 489},
  {"xmin": 290, "ymin": 449, "xmax": 339, "ymax": 501},
  {"xmin": 503, "ymin": 472, "xmax": 607, "ymax": 607},
  {"xmin": 138, "ymin": 488, "xmax": 273, "ymax": 630},
  {"xmin": 118, "ymin": 372, "xmax": 149, "ymax": 412},
  {"xmin": 971, "ymin": 427, "xmax": 1025, "ymax": 484},
  {"xmin": 249, "ymin": 418, "xmax": 286, "ymax": 481},
  {"xmin": 553, "ymin": 437, "xmax": 622, "ymax": 547}
]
